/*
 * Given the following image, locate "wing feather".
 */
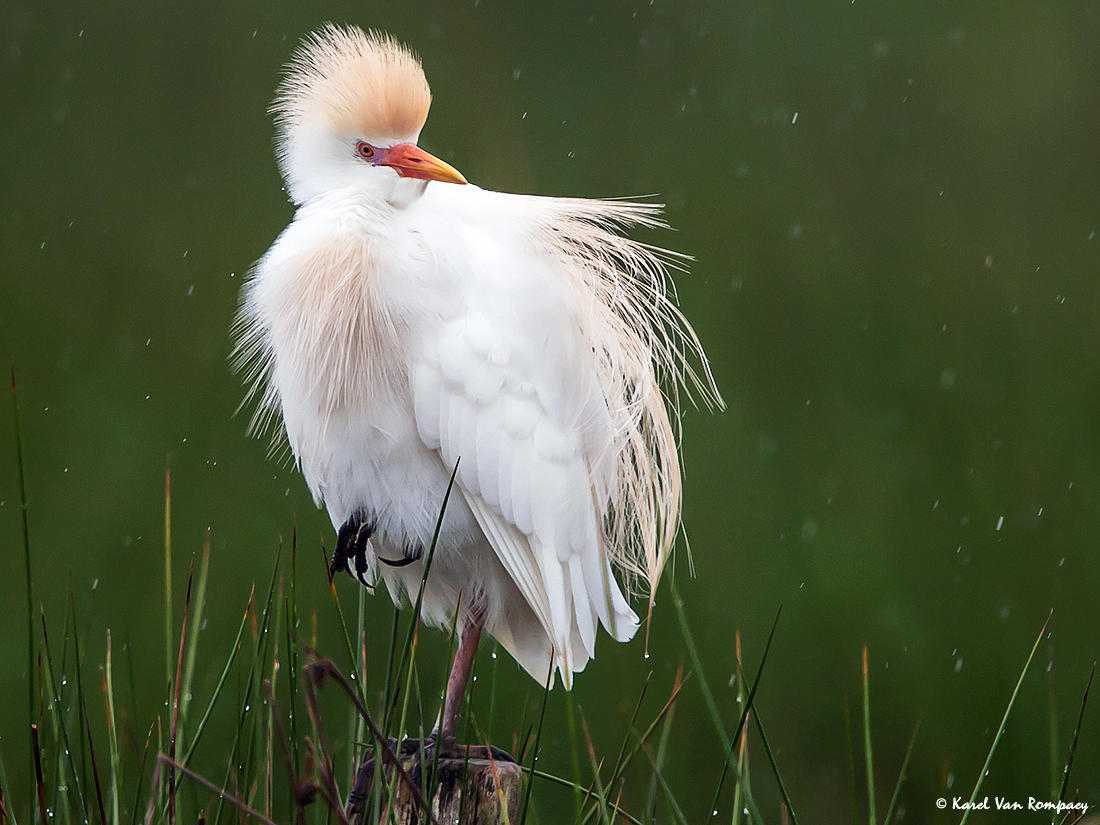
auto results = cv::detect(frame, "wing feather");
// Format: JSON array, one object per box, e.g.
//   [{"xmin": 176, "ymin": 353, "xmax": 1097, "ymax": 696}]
[{"xmin": 412, "ymin": 304, "xmax": 638, "ymax": 684}]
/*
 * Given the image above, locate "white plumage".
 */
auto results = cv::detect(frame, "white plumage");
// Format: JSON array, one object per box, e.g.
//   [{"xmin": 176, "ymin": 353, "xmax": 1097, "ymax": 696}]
[{"xmin": 236, "ymin": 25, "xmax": 719, "ymax": 693}]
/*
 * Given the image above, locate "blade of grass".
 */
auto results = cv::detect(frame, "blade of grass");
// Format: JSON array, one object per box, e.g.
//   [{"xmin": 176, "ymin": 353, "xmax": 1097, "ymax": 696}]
[
  {"xmin": 128, "ymin": 726, "xmax": 154, "ymax": 825},
  {"xmin": 181, "ymin": 586, "xmax": 255, "ymax": 767},
  {"xmin": 12, "ymin": 363, "xmax": 36, "ymax": 787},
  {"xmin": 0, "ymin": 738, "xmax": 9, "ymax": 825},
  {"xmin": 181, "ymin": 532, "xmax": 212, "ymax": 733},
  {"xmin": 40, "ymin": 607, "xmax": 87, "ymax": 825},
  {"xmin": 32, "ymin": 724, "xmax": 49, "ymax": 825},
  {"xmin": 81, "ymin": 689, "xmax": 109, "ymax": 825},
  {"xmin": 101, "ymin": 632, "xmax": 121, "ymax": 825},
  {"xmin": 669, "ymin": 575, "xmax": 767, "ymax": 825},
  {"xmin": 610, "ymin": 670, "xmax": 652, "ymax": 790},
  {"xmin": 644, "ymin": 668, "xmax": 678, "ymax": 824},
  {"xmin": 263, "ymin": 653, "xmax": 278, "ymax": 822},
  {"xmin": 303, "ymin": 654, "xmax": 440, "ymax": 825},
  {"xmin": 165, "ymin": 457, "xmax": 173, "ymax": 688},
  {"xmin": 287, "ymin": 520, "xmax": 300, "ymax": 775},
  {"xmin": 423, "ymin": 603, "xmax": 465, "ymax": 817},
  {"xmin": 565, "ymin": 693, "xmax": 583, "ymax": 825},
  {"xmin": 1047, "ymin": 655, "xmax": 1058, "ymax": 801},
  {"xmin": 386, "ymin": 461, "xmax": 460, "ymax": 735},
  {"xmin": 123, "ymin": 629, "xmax": 139, "ymax": 755},
  {"xmin": 1056, "ymin": 662, "xmax": 1094, "ymax": 808},
  {"xmin": 456, "ymin": 673, "xmax": 480, "ymax": 825},
  {"xmin": 748, "ymin": 700, "xmax": 796, "ymax": 823},
  {"xmin": 863, "ymin": 646, "xmax": 876, "ymax": 825},
  {"xmin": 155, "ymin": 756, "xmax": 280, "ymax": 825},
  {"xmin": 584, "ymin": 664, "xmax": 688, "ymax": 825},
  {"xmin": 210, "ymin": 549, "xmax": 282, "ymax": 825},
  {"xmin": 631, "ymin": 728, "xmax": 689, "ymax": 825},
  {"xmin": 263, "ymin": 679, "xmax": 307, "ymax": 825},
  {"xmin": 844, "ymin": 699, "xmax": 857, "ymax": 825},
  {"xmin": 731, "ymin": 630, "xmax": 749, "ymax": 825},
  {"xmin": 518, "ymin": 658, "xmax": 554, "ymax": 825},
  {"xmin": 522, "ymin": 765, "xmax": 645, "ymax": 825},
  {"xmin": 299, "ymin": 658, "xmax": 350, "ymax": 825},
  {"xmin": 343, "ymin": 584, "xmax": 366, "ymax": 796},
  {"xmin": 69, "ymin": 590, "xmax": 92, "ymax": 822},
  {"xmin": 883, "ymin": 719, "xmax": 920, "ymax": 825},
  {"xmin": 578, "ymin": 710, "xmax": 612, "ymax": 825},
  {"xmin": 482, "ymin": 746, "xmax": 512, "ymax": 825},
  {"xmin": 322, "ymin": 541, "xmax": 369, "ymax": 714},
  {"xmin": 959, "ymin": 610, "xmax": 1052, "ymax": 825},
  {"xmin": 169, "ymin": 558, "xmax": 196, "ymax": 825},
  {"xmin": 487, "ymin": 641, "xmax": 501, "ymax": 738},
  {"xmin": 238, "ymin": 548, "xmax": 285, "ymax": 815}
]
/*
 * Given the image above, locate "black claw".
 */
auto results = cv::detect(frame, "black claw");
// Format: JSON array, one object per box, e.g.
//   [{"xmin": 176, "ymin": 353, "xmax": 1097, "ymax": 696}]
[
  {"xmin": 331, "ymin": 509, "xmax": 375, "ymax": 585},
  {"xmin": 377, "ymin": 542, "xmax": 423, "ymax": 568}
]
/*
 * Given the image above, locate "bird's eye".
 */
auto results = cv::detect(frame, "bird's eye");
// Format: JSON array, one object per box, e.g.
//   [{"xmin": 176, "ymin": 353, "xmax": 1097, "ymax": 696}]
[{"xmin": 356, "ymin": 141, "xmax": 376, "ymax": 160}]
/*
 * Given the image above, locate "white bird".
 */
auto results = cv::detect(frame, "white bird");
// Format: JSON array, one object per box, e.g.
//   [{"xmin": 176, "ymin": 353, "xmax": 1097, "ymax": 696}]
[{"xmin": 236, "ymin": 25, "xmax": 719, "ymax": 742}]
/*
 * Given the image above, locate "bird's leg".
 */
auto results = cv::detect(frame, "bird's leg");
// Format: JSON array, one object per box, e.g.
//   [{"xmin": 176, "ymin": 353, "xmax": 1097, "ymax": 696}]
[
  {"xmin": 430, "ymin": 606, "xmax": 514, "ymax": 762},
  {"xmin": 439, "ymin": 608, "xmax": 484, "ymax": 742}
]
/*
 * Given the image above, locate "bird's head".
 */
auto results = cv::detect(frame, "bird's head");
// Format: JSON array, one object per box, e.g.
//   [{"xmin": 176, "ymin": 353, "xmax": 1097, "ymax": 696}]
[{"xmin": 272, "ymin": 25, "xmax": 467, "ymax": 205}]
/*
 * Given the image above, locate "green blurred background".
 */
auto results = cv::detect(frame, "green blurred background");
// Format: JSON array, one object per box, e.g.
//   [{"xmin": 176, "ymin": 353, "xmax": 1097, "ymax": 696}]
[{"xmin": 2, "ymin": 0, "xmax": 1099, "ymax": 822}]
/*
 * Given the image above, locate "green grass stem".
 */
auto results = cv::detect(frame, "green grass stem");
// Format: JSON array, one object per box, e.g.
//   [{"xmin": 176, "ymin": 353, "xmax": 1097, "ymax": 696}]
[
  {"xmin": 843, "ymin": 700, "xmax": 858, "ymax": 825},
  {"xmin": 959, "ymin": 610, "xmax": 1052, "ymax": 825},
  {"xmin": 648, "ymin": 673, "xmax": 677, "ymax": 825},
  {"xmin": 882, "ymin": 720, "xmax": 920, "ymax": 825},
  {"xmin": 181, "ymin": 587, "xmax": 254, "ymax": 767},
  {"xmin": 862, "ymin": 646, "xmax": 875, "ymax": 825},
  {"xmin": 578, "ymin": 710, "xmax": 612, "ymax": 825},
  {"xmin": 164, "ymin": 459, "xmax": 173, "ymax": 689},
  {"xmin": 670, "ymin": 575, "xmax": 766, "ymax": 825},
  {"xmin": 0, "ymin": 735, "xmax": 13, "ymax": 825},
  {"xmin": 386, "ymin": 461, "xmax": 459, "ymax": 737},
  {"xmin": 102, "ymin": 631, "xmax": 121, "ymax": 825},
  {"xmin": 128, "ymin": 726, "xmax": 154, "ymax": 825},
  {"xmin": 564, "ymin": 692, "xmax": 583, "ymax": 825},
  {"xmin": 180, "ymin": 533, "xmax": 212, "ymax": 735},
  {"xmin": 40, "ymin": 608, "xmax": 86, "ymax": 825},
  {"xmin": 518, "ymin": 659, "xmax": 554, "ymax": 825},
  {"xmin": 11, "ymin": 364, "xmax": 35, "ymax": 785},
  {"xmin": 632, "ymin": 728, "xmax": 689, "ymax": 825},
  {"xmin": 1056, "ymin": 662, "xmax": 1094, "ymax": 809}
]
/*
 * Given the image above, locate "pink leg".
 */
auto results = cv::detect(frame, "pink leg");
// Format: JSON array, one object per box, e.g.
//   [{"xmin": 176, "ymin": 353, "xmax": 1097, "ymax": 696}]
[{"xmin": 440, "ymin": 610, "xmax": 485, "ymax": 741}]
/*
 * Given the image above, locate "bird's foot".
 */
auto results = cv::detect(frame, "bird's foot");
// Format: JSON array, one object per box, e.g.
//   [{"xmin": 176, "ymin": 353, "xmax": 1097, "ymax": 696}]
[
  {"xmin": 345, "ymin": 734, "xmax": 515, "ymax": 818},
  {"xmin": 403, "ymin": 732, "xmax": 515, "ymax": 765},
  {"xmin": 330, "ymin": 510, "xmax": 375, "ymax": 586}
]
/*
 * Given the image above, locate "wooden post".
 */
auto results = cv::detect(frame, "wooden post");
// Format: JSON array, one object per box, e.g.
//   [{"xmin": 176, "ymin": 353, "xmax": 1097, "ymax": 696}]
[{"xmin": 348, "ymin": 752, "xmax": 522, "ymax": 825}]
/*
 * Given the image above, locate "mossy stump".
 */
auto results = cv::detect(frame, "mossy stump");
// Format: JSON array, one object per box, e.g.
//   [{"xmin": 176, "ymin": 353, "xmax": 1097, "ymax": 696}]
[{"xmin": 348, "ymin": 752, "xmax": 522, "ymax": 825}]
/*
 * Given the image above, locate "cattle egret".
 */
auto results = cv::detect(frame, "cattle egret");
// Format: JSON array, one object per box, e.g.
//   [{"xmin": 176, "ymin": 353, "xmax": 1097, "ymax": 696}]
[{"xmin": 236, "ymin": 25, "xmax": 720, "ymax": 745}]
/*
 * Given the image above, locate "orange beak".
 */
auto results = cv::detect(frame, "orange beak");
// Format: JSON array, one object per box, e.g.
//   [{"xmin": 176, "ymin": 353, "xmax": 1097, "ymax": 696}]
[{"xmin": 379, "ymin": 143, "xmax": 468, "ymax": 185}]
